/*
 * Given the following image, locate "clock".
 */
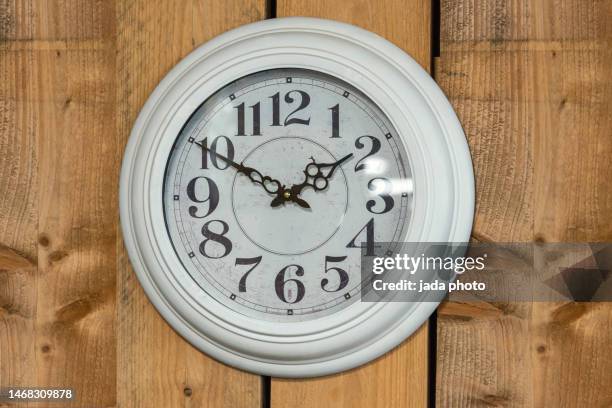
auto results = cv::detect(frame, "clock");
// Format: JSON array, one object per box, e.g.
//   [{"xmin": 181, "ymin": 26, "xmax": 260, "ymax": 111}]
[{"xmin": 120, "ymin": 17, "xmax": 474, "ymax": 377}]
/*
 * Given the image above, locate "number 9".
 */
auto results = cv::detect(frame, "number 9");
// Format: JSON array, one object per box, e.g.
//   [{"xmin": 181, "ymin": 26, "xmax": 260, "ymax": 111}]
[{"xmin": 186, "ymin": 176, "xmax": 219, "ymax": 218}]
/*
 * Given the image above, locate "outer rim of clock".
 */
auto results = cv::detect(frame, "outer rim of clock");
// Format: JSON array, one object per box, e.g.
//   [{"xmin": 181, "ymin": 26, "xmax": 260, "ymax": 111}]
[{"xmin": 120, "ymin": 17, "xmax": 474, "ymax": 377}]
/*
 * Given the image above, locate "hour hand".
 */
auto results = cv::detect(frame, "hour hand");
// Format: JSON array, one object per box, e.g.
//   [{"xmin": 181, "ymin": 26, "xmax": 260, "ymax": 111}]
[
  {"xmin": 294, "ymin": 153, "xmax": 353, "ymax": 195},
  {"xmin": 270, "ymin": 153, "xmax": 353, "ymax": 207},
  {"xmin": 195, "ymin": 140, "xmax": 283, "ymax": 195}
]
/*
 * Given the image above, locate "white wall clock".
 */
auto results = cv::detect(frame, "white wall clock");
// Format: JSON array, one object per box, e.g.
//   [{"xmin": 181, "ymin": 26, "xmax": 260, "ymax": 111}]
[{"xmin": 120, "ymin": 17, "xmax": 474, "ymax": 377}]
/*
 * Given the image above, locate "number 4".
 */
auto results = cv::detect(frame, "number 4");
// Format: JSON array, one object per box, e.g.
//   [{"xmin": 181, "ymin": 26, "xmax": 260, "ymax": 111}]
[{"xmin": 346, "ymin": 218, "xmax": 375, "ymax": 256}]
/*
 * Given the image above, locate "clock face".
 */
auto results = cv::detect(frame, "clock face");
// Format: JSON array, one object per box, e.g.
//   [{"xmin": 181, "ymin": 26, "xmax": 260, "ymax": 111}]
[
  {"xmin": 163, "ymin": 68, "xmax": 414, "ymax": 322},
  {"xmin": 123, "ymin": 19, "xmax": 474, "ymax": 376}
]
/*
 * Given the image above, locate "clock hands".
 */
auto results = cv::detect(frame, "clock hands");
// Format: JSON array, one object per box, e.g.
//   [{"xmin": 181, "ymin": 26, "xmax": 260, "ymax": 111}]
[
  {"xmin": 270, "ymin": 153, "xmax": 353, "ymax": 208},
  {"xmin": 195, "ymin": 140, "xmax": 352, "ymax": 209},
  {"xmin": 195, "ymin": 141, "xmax": 283, "ymax": 196}
]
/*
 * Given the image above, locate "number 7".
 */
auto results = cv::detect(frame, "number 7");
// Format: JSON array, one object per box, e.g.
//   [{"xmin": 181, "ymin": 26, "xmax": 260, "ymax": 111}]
[{"xmin": 236, "ymin": 256, "xmax": 262, "ymax": 292}]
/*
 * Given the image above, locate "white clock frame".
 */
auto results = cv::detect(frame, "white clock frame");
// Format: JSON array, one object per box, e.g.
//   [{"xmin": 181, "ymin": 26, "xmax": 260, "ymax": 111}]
[{"xmin": 120, "ymin": 17, "xmax": 474, "ymax": 377}]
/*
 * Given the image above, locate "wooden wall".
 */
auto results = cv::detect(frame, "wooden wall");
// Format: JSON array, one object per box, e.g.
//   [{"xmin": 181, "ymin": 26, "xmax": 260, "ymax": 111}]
[
  {"xmin": 0, "ymin": 0, "xmax": 610, "ymax": 407},
  {"xmin": 435, "ymin": 1, "xmax": 612, "ymax": 407}
]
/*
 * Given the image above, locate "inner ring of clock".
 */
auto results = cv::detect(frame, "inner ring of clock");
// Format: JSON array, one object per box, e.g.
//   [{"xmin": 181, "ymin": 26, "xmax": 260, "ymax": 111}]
[{"xmin": 231, "ymin": 137, "xmax": 349, "ymax": 256}]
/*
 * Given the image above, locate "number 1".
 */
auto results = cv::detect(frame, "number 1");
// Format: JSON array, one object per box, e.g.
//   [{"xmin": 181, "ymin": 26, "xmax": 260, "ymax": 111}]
[{"xmin": 330, "ymin": 104, "xmax": 340, "ymax": 138}]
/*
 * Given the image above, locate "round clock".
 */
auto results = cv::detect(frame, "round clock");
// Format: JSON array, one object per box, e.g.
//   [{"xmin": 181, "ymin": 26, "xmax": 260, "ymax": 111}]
[{"xmin": 120, "ymin": 17, "xmax": 474, "ymax": 377}]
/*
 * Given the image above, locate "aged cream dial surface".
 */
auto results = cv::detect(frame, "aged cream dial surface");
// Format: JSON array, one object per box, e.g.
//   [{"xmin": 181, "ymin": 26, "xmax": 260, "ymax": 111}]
[{"xmin": 164, "ymin": 68, "xmax": 413, "ymax": 322}]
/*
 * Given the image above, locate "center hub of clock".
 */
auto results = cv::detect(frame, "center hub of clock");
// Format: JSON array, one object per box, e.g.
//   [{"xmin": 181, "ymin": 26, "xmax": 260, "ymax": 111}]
[{"xmin": 231, "ymin": 137, "xmax": 349, "ymax": 256}]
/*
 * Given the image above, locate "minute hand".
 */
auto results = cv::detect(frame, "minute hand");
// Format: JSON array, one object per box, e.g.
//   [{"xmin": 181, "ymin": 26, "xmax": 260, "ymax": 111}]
[{"xmin": 195, "ymin": 141, "xmax": 283, "ymax": 195}]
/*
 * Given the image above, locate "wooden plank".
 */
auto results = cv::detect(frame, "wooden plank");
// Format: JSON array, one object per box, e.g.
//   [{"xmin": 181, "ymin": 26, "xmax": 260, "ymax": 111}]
[
  {"xmin": 272, "ymin": 1, "xmax": 431, "ymax": 407},
  {"xmin": 36, "ymin": 3, "xmax": 117, "ymax": 405},
  {"xmin": 277, "ymin": 0, "xmax": 431, "ymax": 68},
  {"xmin": 531, "ymin": 1, "xmax": 612, "ymax": 406},
  {"xmin": 0, "ymin": 0, "xmax": 118, "ymax": 406},
  {"xmin": 436, "ymin": 0, "xmax": 612, "ymax": 406},
  {"xmin": 36, "ymin": 45, "xmax": 118, "ymax": 407},
  {"xmin": 116, "ymin": 1, "xmax": 266, "ymax": 407},
  {"xmin": 0, "ymin": 42, "xmax": 38, "ymax": 406}
]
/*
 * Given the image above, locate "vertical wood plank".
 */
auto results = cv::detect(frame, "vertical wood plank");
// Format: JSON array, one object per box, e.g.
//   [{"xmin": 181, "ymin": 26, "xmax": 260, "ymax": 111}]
[
  {"xmin": 36, "ymin": 44, "xmax": 118, "ymax": 406},
  {"xmin": 531, "ymin": 1, "xmax": 612, "ymax": 406},
  {"xmin": 116, "ymin": 1, "xmax": 265, "ymax": 407},
  {"xmin": 277, "ymin": 0, "xmax": 431, "ymax": 68},
  {"xmin": 435, "ymin": 3, "xmax": 534, "ymax": 404},
  {"xmin": 0, "ymin": 7, "xmax": 38, "ymax": 398},
  {"xmin": 272, "ymin": 1, "xmax": 431, "ymax": 407},
  {"xmin": 436, "ymin": 0, "xmax": 612, "ymax": 406},
  {"xmin": 1, "ymin": 0, "xmax": 118, "ymax": 406},
  {"xmin": 35, "ymin": 4, "xmax": 118, "ymax": 406}
]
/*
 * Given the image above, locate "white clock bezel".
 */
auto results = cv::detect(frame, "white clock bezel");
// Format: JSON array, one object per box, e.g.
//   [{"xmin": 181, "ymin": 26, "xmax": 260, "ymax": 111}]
[{"xmin": 120, "ymin": 17, "xmax": 474, "ymax": 377}]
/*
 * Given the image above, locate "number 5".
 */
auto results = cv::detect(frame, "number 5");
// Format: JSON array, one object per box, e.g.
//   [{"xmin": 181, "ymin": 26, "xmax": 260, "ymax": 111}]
[{"xmin": 321, "ymin": 256, "xmax": 349, "ymax": 292}]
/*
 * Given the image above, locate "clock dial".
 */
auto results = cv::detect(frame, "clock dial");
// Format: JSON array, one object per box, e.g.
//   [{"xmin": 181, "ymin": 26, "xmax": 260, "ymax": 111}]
[{"xmin": 163, "ymin": 69, "xmax": 414, "ymax": 322}]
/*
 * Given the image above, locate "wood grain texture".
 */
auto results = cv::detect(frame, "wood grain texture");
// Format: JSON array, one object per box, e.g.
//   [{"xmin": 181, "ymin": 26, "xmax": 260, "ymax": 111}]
[
  {"xmin": 531, "ymin": 1, "xmax": 612, "ymax": 406},
  {"xmin": 0, "ymin": 23, "xmax": 39, "ymax": 408},
  {"xmin": 436, "ymin": 0, "xmax": 612, "ymax": 406},
  {"xmin": 272, "ymin": 1, "xmax": 431, "ymax": 407},
  {"xmin": 1, "ymin": 0, "xmax": 118, "ymax": 406},
  {"xmin": 277, "ymin": 0, "xmax": 431, "ymax": 69},
  {"xmin": 2, "ymin": 1, "xmax": 611, "ymax": 407},
  {"xmin": 115, "ymin": 1, "xmax": 265, "ymax": 407}
]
